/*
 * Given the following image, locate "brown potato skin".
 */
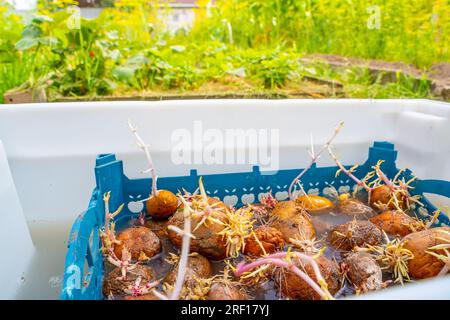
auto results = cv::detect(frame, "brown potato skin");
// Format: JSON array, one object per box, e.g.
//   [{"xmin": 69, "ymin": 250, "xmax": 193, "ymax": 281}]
[
  {"xmin": 103, "ymin": 265, "xmax": 155, "ymax": 296},
  {"xmin": 277, "ymin": 255, "xmax": 340, "ymax": 300},
  {"xmin": 207, "ymin": 283, "xmax": 248, "ymax": 300},
  {"xmin": 146, "ymin": 190, "xmax": 179, "ymax": 220},
  {"xmin": 167, "ymin": 198, "xmax": 229, "ymax": 260},
  {"xmin": 338, "ymin": 198, "xmax": 376, "ymax": 219},
  {"xmin": 295, "ymin": 195, "xmax": 333, "ymax": 212},
  {"xmin": 370, "ymin": 185, "xmax": 406, "ymax": 210},
  {"xmin": 244, "ymin": 226, "xmax": 284, "ymax": 256},
  {"xmin": 370, "ymin": 185, "xmax": 392, "ymax": 209},
  {"xmin": 114, "ymin": 226, "xmax": 161, "ymax": 261},
  {"xmin": 343, "ymin": 252, "xmax": 382, "ymax": 293},
  {"xmin": 329, "ymin": 220, "xmax": 382, "ymax": 251},
  {"xmin": 370, "ymin": 210, "xmax": 424, "ymax": 237},
  {"xmin": 271, "ymin": 201, "xmax": 316, "ymax": 242},
  {"xmin": 164, "ymin": 254, "xmax": 213, "ymax": 286},
  {"xmin": 271, "ymin": 200, "xmax": 305, "ymax": 220},
  {"xmin": 144, "ymin": 219, "xmax": 168, "ymax": 238},
  {"xmin": 178, "ymin": 196, "xmax": 228, "ymax": 211},
  {"xmin": 403, "ymin": 227, "xmax": 450, "ymax": 279}
]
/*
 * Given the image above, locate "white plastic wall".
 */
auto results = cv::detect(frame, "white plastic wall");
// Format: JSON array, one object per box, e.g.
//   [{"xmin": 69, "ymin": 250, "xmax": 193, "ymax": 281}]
[
  {"xmin": 0, "ymin": 99, "xmax": 449, "ymax": 299},
  {"xmin": 0, "ymin": 141, "xmax": 35, "ymax": 299}
]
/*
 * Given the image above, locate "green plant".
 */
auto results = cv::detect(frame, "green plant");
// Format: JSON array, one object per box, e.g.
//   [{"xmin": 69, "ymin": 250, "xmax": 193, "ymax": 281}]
[
  {"xmin": 0, "ymin": 54, "xmax": 36, "ymax": 103},
  {"xmin": 256, "ymin": 53, "xmax": 295, "ymax": 89},
  {"xmin": 192, "ymin": 0, "xmax": 449, "ymax": 68},
  {"xmin": 0, "ymin": 0, "xmax": 447, "ymax": 102},
  {"xmin": 113, "ymin": 52, "xmax": 172, "ymax": 90},
  {"xmin": 41, "ymin": 16, "xmax": 116, "ymax": 97},
  {"xmin": 162, "ymin": 64, "xmax": 202, "ymax": 90},
  {"xmin": 0, "ymin": 7, "xmax": 43, "ymax": 101},
  {"xmin": 14, "ymin": 15, "xmax": 59, "ymax": 88}
]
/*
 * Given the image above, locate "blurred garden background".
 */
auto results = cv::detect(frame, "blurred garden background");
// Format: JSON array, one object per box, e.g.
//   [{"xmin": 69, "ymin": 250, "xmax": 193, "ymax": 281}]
[{"xmin": 1, "ymin": 0, "xmax": 449, "ymax": 103}]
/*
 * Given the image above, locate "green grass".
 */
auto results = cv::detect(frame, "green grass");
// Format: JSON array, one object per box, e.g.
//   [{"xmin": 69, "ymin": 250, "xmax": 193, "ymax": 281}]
[
  {"xmin": 0, "ymin": 0, "xmax": 447, "ymax": 102},
  {"xmin": 0, "ymin": 55, "xmax": 35, "ymax": 103},
  {"xmin": 191, "ymin": 0, "xmax": 449, "ymax": 68}
]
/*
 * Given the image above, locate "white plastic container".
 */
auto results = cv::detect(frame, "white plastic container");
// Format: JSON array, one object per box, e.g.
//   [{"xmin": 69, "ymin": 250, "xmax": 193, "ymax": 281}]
[{"xmin": 0, "ymin": 99, "xmax": 449, "ymax": 299}]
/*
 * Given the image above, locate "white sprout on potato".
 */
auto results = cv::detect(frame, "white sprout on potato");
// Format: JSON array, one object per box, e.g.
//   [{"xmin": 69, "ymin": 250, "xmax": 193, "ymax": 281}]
[
  {"xmin": 124, "ymin": 277, "xmax": 160, "ymax": 297},
  {"xmin": 166, "ymin": 195, "xmax": 194, "ymax": 300},
  {"xmin": 328, "ymin": 145, "xmax": 424, "ymax": 212},
  {"xmin": 128, "ymin": 120, "xmax": 158, "ymax": 197},
  {"xmin": 234, "ymin": 250, "xmax": 334, "ymax": 300},
  {"xmin": 425, "ymin": 228, "xmax": 450, "ymax": 276},
  {"xmin": 288, "ymin": 122, "xmax": 344, "ymax": 200},
  {"xmin": 357, "ymin": 232, "xmax": 413, "ymax": 285},
  {"xmin": 100, "ymin": 191, "xmax": 124, "ymax": 248},
  {"xmin": 179, "ymin": 178, "xmax": 228, "ymax": 232},
  {"xmin": 219, "ymin": 205, "xmax": 256, "ymax": 258},
  {"xmin": 99, "ymin": 192, "xmax": 138, "ymax": 280}
]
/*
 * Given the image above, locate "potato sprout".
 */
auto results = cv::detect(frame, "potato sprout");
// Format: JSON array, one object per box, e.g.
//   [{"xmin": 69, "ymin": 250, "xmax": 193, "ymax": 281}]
[
  {"xmin": 288, "ymin": 122, "xmax": 344, "ymax": 200},
  {"xmin": 235, "ymin": 250, "xmax": 334, "ymax": 300}
]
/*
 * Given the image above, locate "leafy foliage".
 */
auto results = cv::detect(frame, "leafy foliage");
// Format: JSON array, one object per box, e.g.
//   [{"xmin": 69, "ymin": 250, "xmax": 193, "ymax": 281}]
[{"xmin": 0, "ymin": 0, "xmax": 447, "ymax": 102}]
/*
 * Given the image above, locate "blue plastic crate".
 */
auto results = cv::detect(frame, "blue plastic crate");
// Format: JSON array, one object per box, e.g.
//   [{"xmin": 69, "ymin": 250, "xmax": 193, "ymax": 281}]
[{"xmin": 60, "ymin": 141, "xmax": 450, "ymax": 300}]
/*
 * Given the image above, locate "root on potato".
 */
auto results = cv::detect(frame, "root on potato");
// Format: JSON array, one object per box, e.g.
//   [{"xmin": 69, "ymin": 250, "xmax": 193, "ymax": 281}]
[
  {"xmin": 167, "ymin": 198, "xmax": 229, "ymax": 260},
  {"xmin": 370, "ymin": 185, "xmax": 392, "ymax": 209},
  {"xmin": 370, "ymin": 185, "xmax": 408, "ymax": 211},
  {"xmin": 103, "ymin": 265, "xmax": 155, "ymax": 297}
]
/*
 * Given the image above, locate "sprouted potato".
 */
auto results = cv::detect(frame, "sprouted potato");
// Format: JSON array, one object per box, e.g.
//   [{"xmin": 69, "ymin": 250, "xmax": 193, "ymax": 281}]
[
  {"xmin": 338, "ymin": 197, "xmax": 377, "ymax": 219},
  {"xmin": 329, "ymin": 220, "xmax": 382, "ymax": 251},
  {"xmin": 207, "ymin": 269, "xmax": 249, "ymax": 300},
  {"xmin": 114, "ymin": 226, "xmax": 161, "ymax": 261},
  {"xmin": 270, "ymin": 200, "xmax": 316, "ymax": 242},
  {"xmin": 275, "ymin": 255, "xmax": 340, "ymax": 300},
  {"xmin": 98, "ymin": 120, "xmax": 450, "ymax": 300},
  {"xmin": 244, "ymin": 226, "xmax": 285, "ymax": 257},
  {"xmin": 342, "ymin": 252, "xmax": 383, "ymax": 293},
  {"xmin": 207, "ymin": 282, "xmax": 248, "ymax": 300},
  {"xmin": 103, "ymin": 265, "xmax": 156, "ymax": 297},
  {"xmin": 164, "ymin": 253, "xmax": 213, "ymax": 286},
  {"xmin": 167, "ymin": 195, "xmax": 230, "ymax": 260},
  {"xmin": 402, "ymin": 227, "xmax": 450, "ymax": 279},
  {"xmin": 146, "ymin": 190, "xmax": 179, "ymax": 220},
  {"xmin": 369, "ymin": 210, "xmax": 426, "ymax": 237},
  {"xmin": 360, "ymin": 236, "xmax": 414, "ymax": 285},
  {"xmin": 327, "ymin": 145, "xmax": 421, "ymax": 213},
  {"xmin": 369, "ymin": 185, "xmax": 401, "ymax": 210},
  {"xmin": 129, "ymin": 121, "xmax": 179, "ymax": 220}
]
